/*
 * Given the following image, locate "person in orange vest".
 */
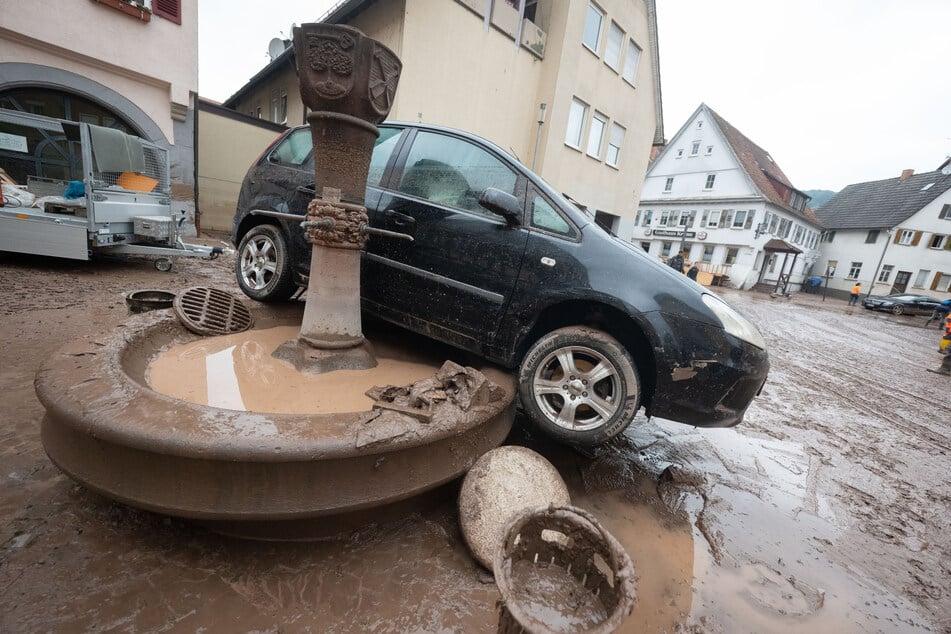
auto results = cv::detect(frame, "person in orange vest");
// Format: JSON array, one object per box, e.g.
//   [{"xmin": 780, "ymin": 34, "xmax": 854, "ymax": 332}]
[
  {"xmin": 929, "ymin": 313, "xmax": 951, "ymax": 375},
  {"xmin": 848, "ymin": 282, "xmax": 861, "ymax": 306}
]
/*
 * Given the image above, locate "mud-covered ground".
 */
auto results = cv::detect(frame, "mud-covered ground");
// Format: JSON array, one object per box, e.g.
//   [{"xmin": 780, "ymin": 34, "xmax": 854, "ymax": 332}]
[{"xmin": 1, "ymin": 239, "xmax": 949, "ymax": 633}]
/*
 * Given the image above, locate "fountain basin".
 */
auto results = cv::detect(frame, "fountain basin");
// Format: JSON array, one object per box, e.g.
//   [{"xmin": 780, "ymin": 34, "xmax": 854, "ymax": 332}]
[{"xmin": 36, "ymin": 307, "xmax": 515, "ymax": 537}]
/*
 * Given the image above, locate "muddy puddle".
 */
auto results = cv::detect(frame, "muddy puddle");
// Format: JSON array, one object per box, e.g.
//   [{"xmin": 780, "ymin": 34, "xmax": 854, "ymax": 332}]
[{"xmin": 148, "ymin": 326, "xmax": 442, "ymax": 413}]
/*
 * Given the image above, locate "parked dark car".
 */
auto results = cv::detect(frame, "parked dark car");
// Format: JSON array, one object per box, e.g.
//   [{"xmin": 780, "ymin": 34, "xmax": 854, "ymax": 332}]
[
  {"xmin": 231, "ymin": 122, "xmax": 769, "ymax": 446},
  {"xmin": 862, "ymin": 293, "xmax": 941, "ymax": 315}
]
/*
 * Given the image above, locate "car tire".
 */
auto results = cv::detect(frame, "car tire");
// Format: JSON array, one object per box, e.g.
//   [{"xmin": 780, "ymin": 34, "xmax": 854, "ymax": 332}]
[
  {"xmin": 891, "ymin": 305, "xmax": 904, "ymax": 315},
  {"xmin": 518, "ymin": 326, "xmax": 640, "ymax": 447},
  {"xmin": 235, "ymin": 224, "xmax": 297, "ymax": 302}
]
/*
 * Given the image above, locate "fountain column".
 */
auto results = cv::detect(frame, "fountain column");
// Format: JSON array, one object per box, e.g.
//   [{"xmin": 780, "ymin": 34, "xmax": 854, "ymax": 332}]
[{"xmin": 279, "ymin": 23, "xmax": 402, "ymax": 373}]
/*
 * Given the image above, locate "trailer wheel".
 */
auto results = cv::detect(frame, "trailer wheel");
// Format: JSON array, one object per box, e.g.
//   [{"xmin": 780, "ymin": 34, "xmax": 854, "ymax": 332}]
[{"xmin": 154, "ymin": 258, "xmax": 173, "ymax": 272}]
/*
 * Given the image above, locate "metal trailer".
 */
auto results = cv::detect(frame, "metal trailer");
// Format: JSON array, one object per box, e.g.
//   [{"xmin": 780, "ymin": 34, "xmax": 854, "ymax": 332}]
[{"xmin": 0, "ymin": 110, "xmax": 222, "ymax": 270}]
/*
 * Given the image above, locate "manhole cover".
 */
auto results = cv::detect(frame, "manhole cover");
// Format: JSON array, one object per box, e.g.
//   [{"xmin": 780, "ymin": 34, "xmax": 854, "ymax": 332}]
[{"xmin": 173, "ymin": 286, "xmax": 253, "ymax": 336}]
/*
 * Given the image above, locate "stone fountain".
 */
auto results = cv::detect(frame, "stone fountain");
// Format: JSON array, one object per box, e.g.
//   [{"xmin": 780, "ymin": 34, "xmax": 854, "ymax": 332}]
[{"xmin": 35, "ymin": 24, "xmax": 516, "ymax": 540}]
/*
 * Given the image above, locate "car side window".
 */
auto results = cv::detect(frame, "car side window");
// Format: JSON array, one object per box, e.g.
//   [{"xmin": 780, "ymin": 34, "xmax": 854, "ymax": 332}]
[
  {"xmin": 396, "ymin": 131, "xmax": 517, "ymax": 216},
  {"xmin": 531, "ymin": 193, "xmax": 574, "ymax": 237},
  {"xmin": 368, "ymin": 126, "xmax": 404, "ymax": 188},
  {"xmin": 269, "ymin": 128, "xmax": 312, "ymax": 166}
]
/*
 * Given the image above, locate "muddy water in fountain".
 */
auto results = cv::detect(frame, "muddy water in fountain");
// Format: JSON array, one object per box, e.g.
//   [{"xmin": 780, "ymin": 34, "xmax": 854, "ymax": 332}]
[{"xmin": 148, "ymin": 326, "xmax": 441, "ymax": 413}]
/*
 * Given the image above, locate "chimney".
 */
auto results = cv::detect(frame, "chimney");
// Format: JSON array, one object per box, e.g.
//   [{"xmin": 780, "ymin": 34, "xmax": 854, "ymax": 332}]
[{"xmin": 899, "ymin": 169, "xmax": 914, "ymax": 181}]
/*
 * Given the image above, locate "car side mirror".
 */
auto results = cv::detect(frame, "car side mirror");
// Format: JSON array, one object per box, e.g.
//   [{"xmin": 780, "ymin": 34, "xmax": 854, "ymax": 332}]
[{"xmin": 478, "ymin": 188, "xmax": 521, "ymax": 225}]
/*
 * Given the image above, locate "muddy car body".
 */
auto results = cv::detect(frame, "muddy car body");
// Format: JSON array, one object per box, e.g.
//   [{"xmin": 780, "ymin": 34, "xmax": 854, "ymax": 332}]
[{"xmin": 231, "ymin": 122, "xmax": 769, "ymax": 445}]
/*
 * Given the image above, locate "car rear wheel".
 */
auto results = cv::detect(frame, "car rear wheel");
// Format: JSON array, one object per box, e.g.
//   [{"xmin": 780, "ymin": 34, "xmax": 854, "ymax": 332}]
[
  {"xmin": 518, "ymin": 326, "xmax": 640, "ymax": 447},
  {"xmin": 235, "ymin": 224, "xmax": 296, "ymax": 302},
  {"xmin": 891, "ymin": 305, "xmax": 904, "ymax": 315}
]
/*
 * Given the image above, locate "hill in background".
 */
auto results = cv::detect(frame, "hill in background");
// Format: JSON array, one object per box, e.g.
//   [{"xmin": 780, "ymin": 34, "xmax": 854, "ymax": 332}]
[{"xmin": 804, "ymin": 189, "xmax": 836, "ymax": 209}]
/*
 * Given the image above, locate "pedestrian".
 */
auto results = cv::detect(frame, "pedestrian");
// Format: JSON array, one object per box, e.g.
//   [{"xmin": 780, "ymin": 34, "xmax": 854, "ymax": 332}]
[
  {"xmin": 848, "ymin": 282, "xmax": 861, "ymax": 306},
  {"xmin": 927, "ymin": 315, "xmax": 951, "ymax": 375},
  {"xmin": 668, "ymin": 250, "xmax": 685, "ymax": 273},
  {"xmin": 924, "ymin": 298, "xmax": 951, "ymax": 328},
  {"xmin": 686, "ymin": 262, "xmax": 699, "ymax": 281}
]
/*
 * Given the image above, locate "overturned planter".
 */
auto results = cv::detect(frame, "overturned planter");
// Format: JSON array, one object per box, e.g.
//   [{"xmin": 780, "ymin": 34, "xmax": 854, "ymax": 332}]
[{"xmin": 36, "ymin": 308, "xmax": 515, "ymax": 539}]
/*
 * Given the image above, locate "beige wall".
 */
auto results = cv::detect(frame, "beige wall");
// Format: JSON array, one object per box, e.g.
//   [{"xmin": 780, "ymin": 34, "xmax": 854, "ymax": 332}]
[
  {"xmin": 1, "ymin": 0, "xmax": 198, "ymax": 143},
  {"xmin": 197, "ymin": 107, "xmax": 284, "ymax": 231}
]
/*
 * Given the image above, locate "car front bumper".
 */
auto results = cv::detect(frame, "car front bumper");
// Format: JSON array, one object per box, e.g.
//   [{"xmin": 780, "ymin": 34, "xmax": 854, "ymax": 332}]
[{"xmin": 643, "ymin": 312, "xmax": 770, "ymax": 428}]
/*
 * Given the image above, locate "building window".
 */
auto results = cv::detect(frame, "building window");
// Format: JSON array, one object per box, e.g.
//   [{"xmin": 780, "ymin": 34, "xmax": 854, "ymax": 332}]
[
  {"xmin": 933, "ymin": 273, "xmax": 951, "ymax": 292},
  {"xmin": 605, "ymin": 122, "xmax": 624, "ymax": 167},
  {"xmin": 622, "ymin": 40, "xmax": 641, "ymax": 85},
  {"xmin": 929, "ymin": 234, "xmax": 948, "ymax": 249},
  {"xmin": 914, "ymin": 269, "xmax": 931, "ymax": 288},
  {"xmin": 865, "ymin": 229, "xmax": 879, "ymax": 243},
  {"xmin": 778, "ymin": 218, "xmax": 791, "ymax": 238},
  {"xmin": 878, "ymin": 264, "xmax": 894, "ymax": 283},
  {"xmin": 582, "ymin": 3, "xmax": 604, "ymax": 53},
  {"xmin": 768, "ymin": 215, "xmax": 779, "ymax": 234},
  {"xmin": 640, "ymin": 241, "xmax": 651, "ymax": 252},
  {"xmin": 661, "ymin": 241, "xmax": 673, "ymax": 257},
  {"xmin": 704, "ymin": 174, "xmax": 716, "ymax": 190},
  {"xmin": 725, "ymin": 248, "xmax": 739, "ymax": 265},
  {"xmin": 826, "ymin": 260, "xmax": 838, "ymax": 277},
  {"xmin": 690, "ymin": 141, "xmax": 700, "ymax": 156},
  {"xmin": 898, "ymin": 229, "xmax": 915, "ymax": 245},
  {"xmin": 280, "ymin": 89, "xmax": 288, "ymax": 124},
  {"xmin": 678, "ymin": 211, "xmax": 692, "ymax": 227},
  {"xmin": 664, "ymin": 177, "xmax": 674, "ymax": 192},
  {"xmin": 733, "ymin": 210, "xmax": 747, "ymax": 228},
  {"xmin": 702, "ymin": 245, "xmax": 714, "ymax": 262},
  {"xmin": 705, "ymin": 145, "xmax": 713, "ymax": 155},
  {"xmin": 707, "ymin": 209, "xmax": 721, "ymax": 227},
  {"xmin": 939, "ymin": 204, "xmax": 951, "ymax": 220},
  {"xmin": 848, "ymin": 262, "xmax": 862, "ymax": 279},
  {"xmin": 793, "ymin": 225, "xmax": 804, "ymax": 243},
  {"xmin": 153, "ymin": 0, "xmax": 181, "ymax": 24},
  {"xmin": 605, "ymin": 22, "xmax": 624, "ymax": 71},
  {"xmin": 697, "ymin": 120, "xmax": 703, "ymax": 129},
  {"xmin": 565, "ymin": 98, "xmax": 588, "ymax": 148},
  {"xmin": 641, "ymin": 210, "xmax": 653, "ymax": 226},
  {"xmin": 822, "ymin": 230, "xmax": 835, "ymax": 242},
  {"xmin": 658, "ymin": 210, "xmax": 670, "ymax": 226},
  {"xmin": 587, "ymin": 111, "xmax": 607, "ymax": 158},
  {"xmin": 675, "ymin": 149, "xmax": 683, "ymax": 158}
]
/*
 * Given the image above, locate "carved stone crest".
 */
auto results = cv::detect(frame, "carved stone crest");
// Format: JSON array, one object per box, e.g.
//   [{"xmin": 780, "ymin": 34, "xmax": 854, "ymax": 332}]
[
  {"xmin": 304, "ymin": 31, "xmax": 356, "ymax": 100},
  {"xmin": 368, "ymin": 45, "xmax": 401, "ymax": 116}
]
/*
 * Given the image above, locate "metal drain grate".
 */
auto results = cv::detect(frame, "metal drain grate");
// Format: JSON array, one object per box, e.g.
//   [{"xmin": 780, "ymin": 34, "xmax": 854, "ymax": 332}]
[{"xmin": 173, "ymin": 287, "xmax": 253, "ymax": 336}]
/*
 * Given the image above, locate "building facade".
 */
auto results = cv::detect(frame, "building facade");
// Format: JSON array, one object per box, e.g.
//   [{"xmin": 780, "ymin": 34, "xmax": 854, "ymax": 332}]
[
  {"xmin": 221, "ymin": 0, "xmax": 664, "ymax": 223},
  {"xmin": 814, "ymin": 167, "xmax": 951, "ymax": 301},
  {"xmin": 0, "ymin": 0, "xmax": 198, "ymax": 228},
  {"xmin": 631, "ymin": 104, "xmax": 823, "ymax": 291}
]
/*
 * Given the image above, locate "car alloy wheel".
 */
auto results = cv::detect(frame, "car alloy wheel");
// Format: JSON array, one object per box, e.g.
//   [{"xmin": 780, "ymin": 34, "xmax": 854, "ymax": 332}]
[
  {"xmin": 235, "ymin": 224, "xmax": 297, "ymax": 302},
  {"xmin": 518, "ymin": 326, "xmax": 640, "ymax": 446},
  {"xmin": 891, "ymin": 305, "xmax": 904, "ymax": 315}
]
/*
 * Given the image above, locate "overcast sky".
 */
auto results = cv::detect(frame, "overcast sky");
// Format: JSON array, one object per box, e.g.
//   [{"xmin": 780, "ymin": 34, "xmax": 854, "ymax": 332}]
[{"xmin": 198, "ymin": 0, "xmax": 951, "ymax": 192}]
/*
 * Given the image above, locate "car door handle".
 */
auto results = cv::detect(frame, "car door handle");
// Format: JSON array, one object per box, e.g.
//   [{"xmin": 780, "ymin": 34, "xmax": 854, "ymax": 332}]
[
  {"xmin": 385, "ymin": 210, "xmax": 416, "ymax": 227},
  {"xmin": 541, "ymin": 257, "xmax": 556, "ymax": 267}
]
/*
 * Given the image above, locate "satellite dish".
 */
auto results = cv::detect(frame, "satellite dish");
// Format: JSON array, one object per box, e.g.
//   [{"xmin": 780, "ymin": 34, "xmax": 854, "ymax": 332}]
[{"xmin": 267, "ymin": 37, "xmax": 286, "ymax": 61}]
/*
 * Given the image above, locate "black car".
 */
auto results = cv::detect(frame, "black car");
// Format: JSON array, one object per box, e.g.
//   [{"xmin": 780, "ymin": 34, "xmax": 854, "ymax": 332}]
[
  {"xmin": 862, "ymin": 293, "xmax": 941, "ymax": 315},
  {"xmin": 231, "ymin": 122, "xmax": 769, "ymax": 446}
]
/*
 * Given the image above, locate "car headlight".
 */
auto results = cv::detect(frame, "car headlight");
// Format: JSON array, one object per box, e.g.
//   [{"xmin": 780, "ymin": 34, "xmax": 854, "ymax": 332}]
[{"xmin": 702, "ymin": 294, "xmax": 767, "ymax": 350}]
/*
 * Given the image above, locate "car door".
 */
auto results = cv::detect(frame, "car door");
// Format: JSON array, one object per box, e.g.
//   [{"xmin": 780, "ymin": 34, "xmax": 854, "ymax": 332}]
[{"xmin": 362, "ymin": 129, "xmax": 529, "ymax": 350}]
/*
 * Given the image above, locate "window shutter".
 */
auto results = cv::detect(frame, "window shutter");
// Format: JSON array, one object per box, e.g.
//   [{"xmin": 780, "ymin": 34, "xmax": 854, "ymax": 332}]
[
  {"xmin": 745, "ymin": 210, "xmax": 755, "ymax": 229},
  {"xmin": 931, "ymin": 275, "xmax": 940, "ymax": 291},
  {"xmin": 893, "ymin": 230, "xmax": 902, "ymax": 244},
  {"xmin": 911, "ymin": 230, "xmax": 922, "ymax": 246},
  {"xmin": 154, "ymin": 0, "xmax": 181, "ymax": 24},
  {"xmin": 701, "ymin": 210, "xmax": 709, "ymax": 227}
]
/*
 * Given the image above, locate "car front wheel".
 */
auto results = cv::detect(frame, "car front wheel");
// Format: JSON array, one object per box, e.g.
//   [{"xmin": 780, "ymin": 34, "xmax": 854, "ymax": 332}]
[
  {"xmin": 518, "ymin": 326, "xmax": 641, "ymax": 447},
  {"xmin": 891, "ymin": 305, "xmax": 905, "ymax": 315},
  {"xmin": 235, "ymin": 224, "xmax": 297, "ymax": 302}
]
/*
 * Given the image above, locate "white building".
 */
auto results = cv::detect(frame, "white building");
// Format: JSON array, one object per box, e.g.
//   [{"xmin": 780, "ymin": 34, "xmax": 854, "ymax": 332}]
[
  {"xmin": 628, "ymin": 104, "xmax": 823, "ymax": 291},
  {"xmin": 814, "ymin": 166, "xmax": 951, "ymax": 301}
]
